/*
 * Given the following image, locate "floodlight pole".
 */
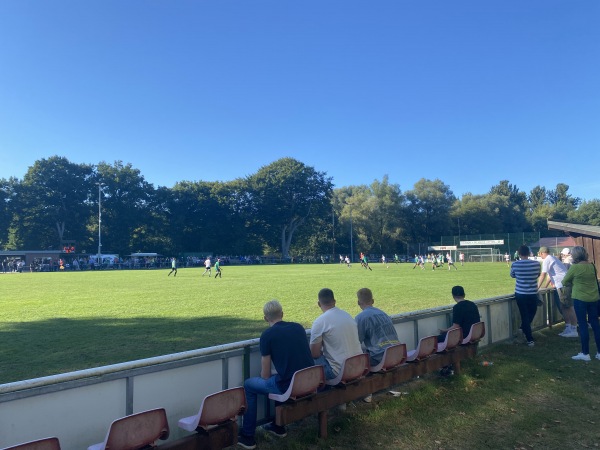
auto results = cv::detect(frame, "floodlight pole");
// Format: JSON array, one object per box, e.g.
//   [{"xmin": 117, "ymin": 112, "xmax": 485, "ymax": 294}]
[
  {"xmin": 96, "ymin": 183, "xmax": 105, "ymax": 259},
  {"xmin": 350, "ymin": 207, "xmax": 354, "ymax": 263}
]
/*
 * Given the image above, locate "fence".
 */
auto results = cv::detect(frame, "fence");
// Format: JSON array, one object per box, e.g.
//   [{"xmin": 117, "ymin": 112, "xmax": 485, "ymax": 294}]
[{"xmin": 0, "ymin": 290, "xmax": 559, "ymax": 450}]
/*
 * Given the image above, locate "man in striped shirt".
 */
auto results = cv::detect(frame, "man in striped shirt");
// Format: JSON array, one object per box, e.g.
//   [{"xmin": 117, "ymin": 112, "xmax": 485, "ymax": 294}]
[{"xmin": 510, "ymin": 245, "xmax": 541, "ymax": 346}]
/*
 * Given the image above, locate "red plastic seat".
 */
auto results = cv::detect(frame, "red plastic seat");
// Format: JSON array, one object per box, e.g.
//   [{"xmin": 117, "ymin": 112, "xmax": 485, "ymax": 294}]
[
  {"xmin": 178, "ymin": 387, "xmax": 247, "ymax": 432},
  {"xmin": 3, "ymin": 437, "xmax": 61, "ymax": 450},
  {"xmin": 269, "ymin": 365, "xmax": 325, "ymax": 402},
  {"xmin": 325, "ymin": 353, "xmax": 370, "ymax": 386},
  {"xmin": 437, "ymin": 327, "xmax": 463, "ymax": 353},
  {"xmin": 87, "ymin": 408, "xmax": 169, "ymax": 450},
  {"xmin": 406, "ymin": 335, "xmax": 438, "ymax": 362},
  {"xmin": 369, "ymin": 343, "xmax": 407, "ymax": 373},
  {"xmin": 461, "ymin": 322, "xmax": 485, "ymax": 345}
]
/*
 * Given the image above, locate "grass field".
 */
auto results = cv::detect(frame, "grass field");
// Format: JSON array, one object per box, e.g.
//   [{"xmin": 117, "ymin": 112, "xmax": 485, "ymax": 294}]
[{"xmin": 0, "ymin": 262, "xmax": 516, "ymax": 384}]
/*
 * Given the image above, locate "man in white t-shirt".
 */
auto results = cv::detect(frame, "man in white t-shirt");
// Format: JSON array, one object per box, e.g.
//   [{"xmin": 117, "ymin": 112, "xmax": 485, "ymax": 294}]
[
  {"xmin": 310, "ymin": 288, "xmax": 363, "ymax": 380},
  {"xmin": 538, "ymin": 246, "xmax": 578, "ymax": 337}
]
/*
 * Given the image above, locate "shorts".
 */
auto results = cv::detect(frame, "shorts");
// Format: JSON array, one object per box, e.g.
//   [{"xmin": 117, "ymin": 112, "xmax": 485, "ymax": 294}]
[{"xmin": 558, "ymin": 286, "xmax": 573, "ymax": 308}]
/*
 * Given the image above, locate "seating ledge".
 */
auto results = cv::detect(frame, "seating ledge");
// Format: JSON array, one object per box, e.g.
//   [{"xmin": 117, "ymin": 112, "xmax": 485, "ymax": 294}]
[{"xmin": 275, "ymin": 344, "xmax": 478, "ymax": 438}]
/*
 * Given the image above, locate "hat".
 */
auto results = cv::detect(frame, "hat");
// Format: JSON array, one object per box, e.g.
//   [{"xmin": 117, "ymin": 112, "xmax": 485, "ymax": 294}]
[
  {"xmin": 538, "ymin": 246, "xmax": 549, "ymax": 254},
  {"xmin": 451, "ymin": 286, "xmax": 465, "ymax": 297},
  {"xmin": 561, "ymin": 248, "xmax": 571, "ymax": 255}
]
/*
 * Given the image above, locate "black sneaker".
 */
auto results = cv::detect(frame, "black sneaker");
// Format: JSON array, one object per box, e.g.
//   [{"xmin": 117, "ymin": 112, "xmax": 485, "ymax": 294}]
[
  {"xmin": 263, "ymin": 422, "xmax": 287, "ymax": 438},
  {"xmin": 237, "ymin": 433, "xmax": 256, "ymax": 449},
  {"xmin": 439, "ymin": 365, "xmax": 454, "ymax": 377}
]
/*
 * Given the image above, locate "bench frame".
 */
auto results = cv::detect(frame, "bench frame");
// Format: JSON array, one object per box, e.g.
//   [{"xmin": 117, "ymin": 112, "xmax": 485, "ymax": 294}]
[{"xmin": 273, "ymin": 343, "xmax": 478, "ymax": 438}]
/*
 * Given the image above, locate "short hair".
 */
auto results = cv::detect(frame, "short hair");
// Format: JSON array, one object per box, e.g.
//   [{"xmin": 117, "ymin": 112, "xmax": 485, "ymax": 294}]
[
  {"xmin": 318, "ymin": 288, "xmax": 335, "ymax": 306},
  {"xmin": 570, "ymin": 246, "xmax": 588, "ymax": 264},
  {"xmin": 263, "ymin": 300, "xmax": 283, "ymax": 321},
  {"xmin": 451, "ymin": 285, "xmax": 465, "ymax": 297},
  {"xmin": 518, "ymin": 245, "xmax": 530, "ymax": 257},
  {"xmin": 356, "ymin": 288, "xmax": 374, "ymax": 305}
]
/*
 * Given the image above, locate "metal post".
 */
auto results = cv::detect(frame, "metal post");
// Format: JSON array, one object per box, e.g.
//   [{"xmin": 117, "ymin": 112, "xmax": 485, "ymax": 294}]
[
  {"xmin": 96, "ymin": 183, "xmax": 104, "ymax": 259},
  {"xmin": 350, "ymin": 208, "xmax": 354, "ymax": 263}
]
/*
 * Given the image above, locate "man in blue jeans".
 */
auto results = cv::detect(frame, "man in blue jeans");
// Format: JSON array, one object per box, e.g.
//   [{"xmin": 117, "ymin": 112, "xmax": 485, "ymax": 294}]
[
  {"xmin": 238, "ymin": 300, "xmax": 314, "ymax": 450},
  {"xmin": 510, "ymin": 245, "xmax": 541, "ymax": 346}
]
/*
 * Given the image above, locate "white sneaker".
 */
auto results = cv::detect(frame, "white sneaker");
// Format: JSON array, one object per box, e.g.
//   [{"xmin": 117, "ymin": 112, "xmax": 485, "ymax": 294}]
[
  {"xmin": 596, "ymin": 353, "xmax": 600, "ymax": 361},
  {"xmin": 572, "ymin": 353, "xmax": 591, "ymax": 361},
  {"xmin": 561, "ymin": 330, "xmax": 579, "ymax": 338}
]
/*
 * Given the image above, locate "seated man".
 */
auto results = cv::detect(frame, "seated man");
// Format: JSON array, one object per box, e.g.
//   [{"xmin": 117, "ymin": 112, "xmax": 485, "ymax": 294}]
[
  {"xmin": 355, "ymin": 287, "xmax": 400, "ymax": 366},
  {"xmin": 438, "ymin": 285, "xmax": 480, "ymax": 341},
  {"xmin": 437, "ymin": 286, "xmax": 480, "ymax": 376},
  {"xmin": 238, "ymin": 300, "xmax": 314, "ymax": 450},
  {"xmin": 310, "ymin": 288, "xmax": 363, "ymax": 380}
]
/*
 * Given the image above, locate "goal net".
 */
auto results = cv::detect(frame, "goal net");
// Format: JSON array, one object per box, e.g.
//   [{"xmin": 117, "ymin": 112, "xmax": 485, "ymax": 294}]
[{"xmin": 461, "ymin": 247, "xmax": 502, "ymax": 263}]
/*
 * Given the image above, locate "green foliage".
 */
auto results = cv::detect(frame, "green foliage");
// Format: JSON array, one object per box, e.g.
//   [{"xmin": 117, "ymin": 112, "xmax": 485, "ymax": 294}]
[{"xmin": 0, "ymin": 262, "xmax": 515, "ymax": 383}]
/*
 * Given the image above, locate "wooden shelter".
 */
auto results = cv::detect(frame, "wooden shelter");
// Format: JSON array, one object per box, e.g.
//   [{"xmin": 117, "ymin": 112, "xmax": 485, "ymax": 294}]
[{"xmin": 547, "ymin": 220, "xmax": 600, "ymax": 277}]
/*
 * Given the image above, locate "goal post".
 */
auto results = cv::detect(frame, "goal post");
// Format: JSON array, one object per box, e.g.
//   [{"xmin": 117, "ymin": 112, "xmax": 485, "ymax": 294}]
[{"xmin": 460, "ymin": 247, "xmax": 502, "ymax": 263}]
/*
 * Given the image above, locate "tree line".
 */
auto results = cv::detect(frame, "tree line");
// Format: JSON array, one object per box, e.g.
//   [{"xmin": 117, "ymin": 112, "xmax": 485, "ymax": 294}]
[{"xmin": 1, "ymin": 156, "xmax": 598, "ymax": 258}]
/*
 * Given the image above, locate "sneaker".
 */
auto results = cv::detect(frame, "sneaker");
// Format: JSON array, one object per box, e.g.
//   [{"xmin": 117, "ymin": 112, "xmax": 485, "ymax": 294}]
[
  {"xmin": 596, "ymin": 353, "xmax": 600, "ymax": 361},
  {"xmin": 561, "ymin": 330, "xmax": 579, "ymax": 338},
  {"xmin": 527, "ymin": 341, "xmax": 535, "ymax": 347},
  {"xmin": 263, "ymin": 422, "xmax": 287, "ymax": 438},
  {"xmin": 237, "ymin": 434, "xmax": 256, "ymax": 449},
  {"xmin": 572, "ymin": 353, "xmax": 591, "ymax": 361}
]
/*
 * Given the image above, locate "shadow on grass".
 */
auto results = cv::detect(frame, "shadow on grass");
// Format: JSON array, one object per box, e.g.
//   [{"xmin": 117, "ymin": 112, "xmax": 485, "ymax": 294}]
[{"xmin": 0, "ymin": 315, "xmax": 265, "ymax": 384}]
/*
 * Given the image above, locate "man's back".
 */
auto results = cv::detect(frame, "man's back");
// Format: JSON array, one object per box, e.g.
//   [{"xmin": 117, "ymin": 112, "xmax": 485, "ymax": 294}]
[
  {"xmin": 311, "ymin": 307, "xmax": 362, "ymax": 376},
  {"xmin": 261, "ymin": 321, "xmax": 313, "ymax": 392},
  {"xmin": 511, "ymin": 258, "xmax": 541, "ymax": 294},
  {"xmin": 355, "ymin": 306, "xmax": 399, "ymax": 365},
  {"xmin": 452, "ymin": 300, "xmax": 480, "ymax": 337}
]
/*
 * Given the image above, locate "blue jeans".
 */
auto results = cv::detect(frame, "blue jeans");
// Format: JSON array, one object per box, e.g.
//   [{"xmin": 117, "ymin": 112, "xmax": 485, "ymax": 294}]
[
  {"xmin": 573, "ymin": 299, "xmax": 600, "ymax": 355},
  {"xmin": 241, "ymin": 375, "xmax": 282, "ymax": 437},
  {"xmin": 515, "ymin": 293, "xmax": 538, "ymax": 342},
  {"xmin": 313, "ymin": 355, "xmax": 336, "ymax": 380}
]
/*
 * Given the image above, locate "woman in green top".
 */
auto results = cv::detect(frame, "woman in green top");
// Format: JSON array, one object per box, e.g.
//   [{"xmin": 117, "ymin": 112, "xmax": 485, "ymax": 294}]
[{"xmin": 562, "ymin": 246, "xmax": 600, "ymax": 361}]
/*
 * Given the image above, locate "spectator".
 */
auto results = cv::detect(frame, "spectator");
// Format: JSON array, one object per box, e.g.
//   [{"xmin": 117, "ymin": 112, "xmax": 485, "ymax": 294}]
[
  {"xmin": 510, "ymin": 245, "xmax": 541, "ymax": 346},
  {"xmin": 562, "ymin": 246, "xmax": 600, "ymax": 361},
  {"xmin": 537, "ymin": 246, "xmax": 577, "ymax": 338},
  {"xmin": 438, "ymin": 286, "xmax": 480, "ymax": 341},
  {"xmin": 238, "ymin": 300, "xmax": 314, "ymax": 449},
  {"xmin": 437, "ymin": 285, "xmax": 480, "ymax": 376},
  {"xmin": 355, "ymin": 288, "xmax": 399, "ymax": 366},
  {"xmin": 310, "ymin": 288, "xmax": 363, "ymax": 380}
]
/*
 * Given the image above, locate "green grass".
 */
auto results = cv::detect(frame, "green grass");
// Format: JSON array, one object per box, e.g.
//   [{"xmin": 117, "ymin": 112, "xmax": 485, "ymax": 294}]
[
  {"xmin": 254, "ymin": 326, "xmax": 600, "ymax": 449},
  {"xmin": 0, "ymin": 262, "xmax": 515, "ymax": 383}
]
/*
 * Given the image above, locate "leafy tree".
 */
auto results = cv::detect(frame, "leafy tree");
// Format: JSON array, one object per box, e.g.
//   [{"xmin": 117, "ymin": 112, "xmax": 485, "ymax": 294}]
[
  {"xmin": 487, "ymin": 180, "xmax": 529, "ymax": 232},
  {"xmin": 451, "ymin": 193, "xmax": 503, "ymax": 235},
  {"xmin": 246, "ymin": 158, "xmax": 333, "ymax": 258},
  {"xmin": 405, "ymin": 179, "xmax": 455, "ymax": 242},
  {"xmin": 568, "ymin": 199, "xmax": 600, "ymax": 226},
  {"xmin": 94, "ymin": 161, "xmax": 155, "ymax": 255},
  {"xmin": 8, "ymin": 157, "xmax": 94, "ymax": 250}
]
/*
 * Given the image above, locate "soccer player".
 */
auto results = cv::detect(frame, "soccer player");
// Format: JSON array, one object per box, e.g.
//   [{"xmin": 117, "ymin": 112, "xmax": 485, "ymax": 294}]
[
  {"xmin": 167, "ymin": 257, "xmax": 177, "ymax": 277},
  {"xmin": 214, "ymin": 258, "xmax": 222, "ymax": 279},
  {"xmin": 202, "ymin": 257, "xmax": 211, "ymax": 277}
]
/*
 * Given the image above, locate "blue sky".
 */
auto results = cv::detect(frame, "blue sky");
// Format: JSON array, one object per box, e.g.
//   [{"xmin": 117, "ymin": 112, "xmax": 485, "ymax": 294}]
[{"xmin": 1, "ymin": 1, "xmax": 598, "ymax": 201}]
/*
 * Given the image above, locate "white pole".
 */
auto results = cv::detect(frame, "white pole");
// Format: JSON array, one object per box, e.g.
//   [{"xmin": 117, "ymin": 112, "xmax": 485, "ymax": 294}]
[{"xmin": 96, "ymin": 183, "xmax": 104, "ymax": 259}]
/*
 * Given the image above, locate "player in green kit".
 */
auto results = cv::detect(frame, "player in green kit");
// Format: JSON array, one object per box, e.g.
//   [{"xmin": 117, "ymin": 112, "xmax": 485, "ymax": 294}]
[{"xmin": 214, "ymin": 258, "xmax": 222, "ymax": 279}]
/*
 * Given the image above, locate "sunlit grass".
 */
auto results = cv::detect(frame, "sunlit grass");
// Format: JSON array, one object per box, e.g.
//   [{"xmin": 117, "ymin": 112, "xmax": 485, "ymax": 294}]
[{"xmin": 0, "ymin": 262, "xmax": 515, "ymax": 383}]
